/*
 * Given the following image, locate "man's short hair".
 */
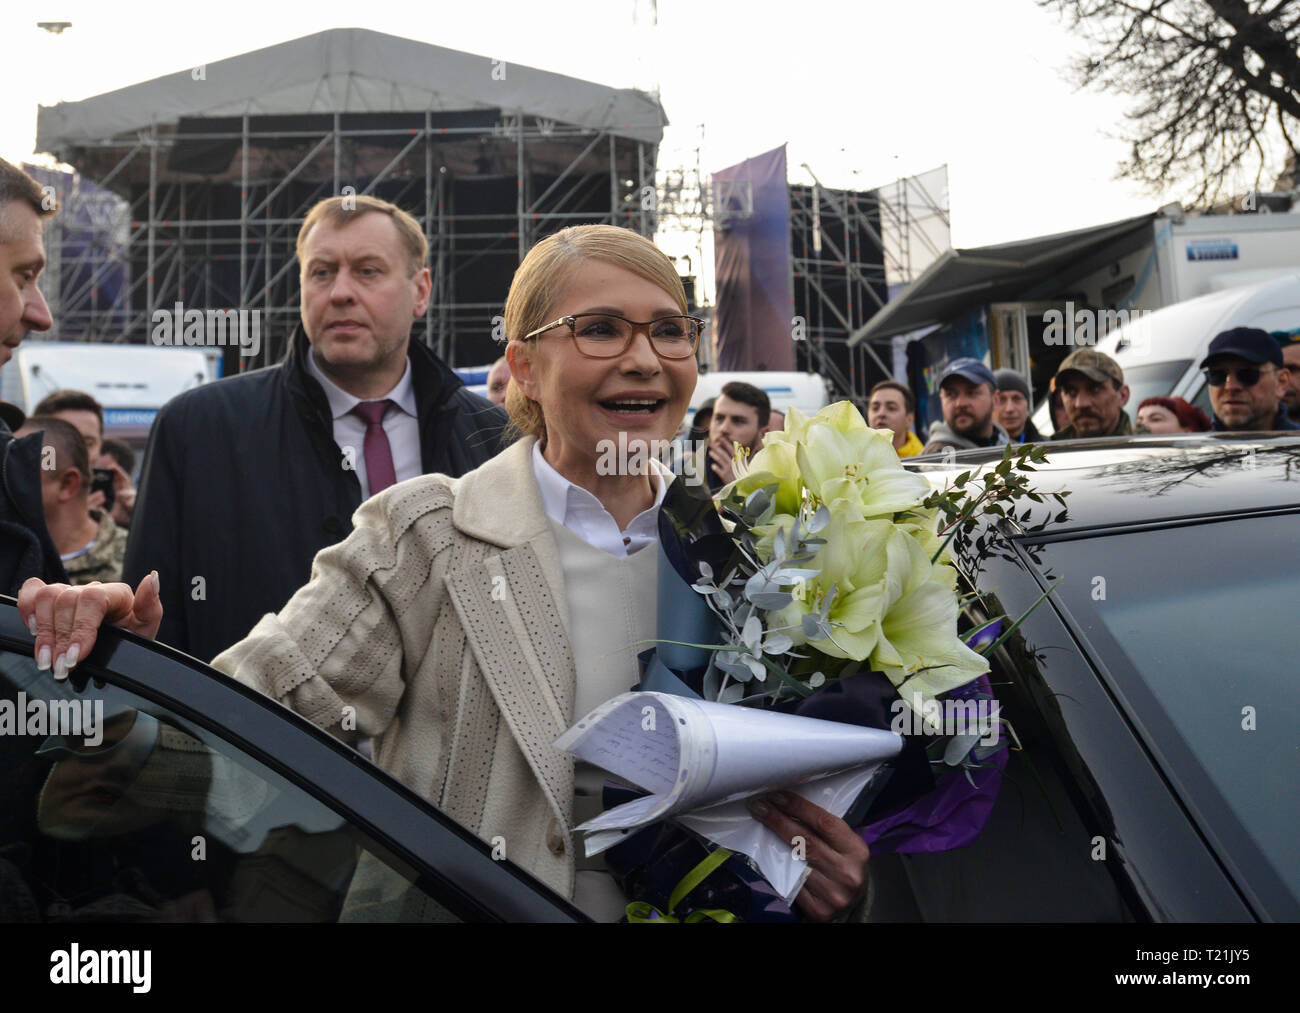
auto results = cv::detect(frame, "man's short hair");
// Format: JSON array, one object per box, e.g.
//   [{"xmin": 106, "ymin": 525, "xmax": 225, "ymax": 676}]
[
  {"xmin": 0, "ymin": 158, "xmax": 57, "ymax": 242},
  {"xmin": 869, "ymin": 380, "xmax": 914, "ymax": 414},
  {"xmin": 23, "ymin": 415, "xmax": 90, "ymax": 485},
  {"xmin": 99, "ymin": 436, "xmax": 136, "ymax": 476},
  {"xmin": 719, "ymin": 381, "xmax": 771, "ymax": 428},
  {"xmin": 296, "ymin": 195, "xmax": 428, "ymax": 277},
  {"xmin": 33, "ymin": 389, "xmax": 104, "ymax": 434}
]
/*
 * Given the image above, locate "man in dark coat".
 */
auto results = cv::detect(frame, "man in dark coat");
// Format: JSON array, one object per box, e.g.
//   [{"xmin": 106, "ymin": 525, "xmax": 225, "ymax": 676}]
[
  {"xmin": 0, "ymin": 159, "xmax": 69, "ymax": 597},
  {"xmin": 122, "ymin": 195, "xmax": 507, "ymax": 662}
]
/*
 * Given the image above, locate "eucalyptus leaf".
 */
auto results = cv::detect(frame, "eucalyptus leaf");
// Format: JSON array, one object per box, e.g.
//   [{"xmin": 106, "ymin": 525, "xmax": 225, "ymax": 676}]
[
  {"xmin": 819, "ymin": 582, "xmax": 839, "ymax": 619},
  {"xmin": 718, "ymin": 682, "xmax": 746, "ymax": 705},
  {"xmin": 762, "ymin": 633, "xmax": 793, "ymax": 654},
  {"xmin": 717, "ymin": 657, "xmax": 754, "ymax": 681},
  {"xmin": 750, "ymin": 591, "xmax": 793, "ymax": 610},
  {"xmin": 743, "ymin": 485, "xmax": 776, "ymax": 519},
  {"xmin": 744, "ymin": 570, "xmax": 773, "ymax": 600},
  {"xmin": 944, "ymin": 732, "xmax": 983, "ymax": 766},
  {"xmin": 741, "ymin": 615, "xmax": 763, "ymax": 652}
]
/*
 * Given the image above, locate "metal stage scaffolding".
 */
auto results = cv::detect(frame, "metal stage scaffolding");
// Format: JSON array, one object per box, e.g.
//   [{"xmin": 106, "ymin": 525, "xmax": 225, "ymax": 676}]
[
  {"xmin": 34, "ymin": 29, "xmax": 666, "ymax": 371},
  {"xmin": 789, "ymin": 165, "xmax": 950, "ymax": 403}
]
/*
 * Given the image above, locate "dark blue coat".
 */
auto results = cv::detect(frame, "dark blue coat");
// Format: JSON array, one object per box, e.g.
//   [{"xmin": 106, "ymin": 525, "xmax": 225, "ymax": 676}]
[{"xmin": 122, "ymin": 331, "xmax": 508, "ymax": 662}]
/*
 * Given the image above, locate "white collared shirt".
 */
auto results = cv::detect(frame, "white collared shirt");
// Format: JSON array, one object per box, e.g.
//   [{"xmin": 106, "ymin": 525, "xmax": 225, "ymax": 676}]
[
  {"xmin": 306, "ymin": 351, "xmax": 421, "ymax": 498},
  {"xmin": 530, "ymin": 442, "xmax": 671, "ymax": 557}
]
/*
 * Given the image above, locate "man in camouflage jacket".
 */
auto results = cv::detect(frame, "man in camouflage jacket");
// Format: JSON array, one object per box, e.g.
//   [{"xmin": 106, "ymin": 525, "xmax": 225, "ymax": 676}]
[{"xmin": 62, "ymin": 508, "xmax": 128, "ymax": 585}]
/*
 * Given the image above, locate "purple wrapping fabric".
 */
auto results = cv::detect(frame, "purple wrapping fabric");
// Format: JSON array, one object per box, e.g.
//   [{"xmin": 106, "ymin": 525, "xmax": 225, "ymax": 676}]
[{"xmin": 857, "ymin": 671, "xmax": 1007, "ymax": 855}]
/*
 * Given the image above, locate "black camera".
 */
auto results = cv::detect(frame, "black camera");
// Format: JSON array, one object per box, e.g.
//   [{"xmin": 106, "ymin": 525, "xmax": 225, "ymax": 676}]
[{"xmin": 91, "ymin": 467, "xmax": 116, "ymax": 513}]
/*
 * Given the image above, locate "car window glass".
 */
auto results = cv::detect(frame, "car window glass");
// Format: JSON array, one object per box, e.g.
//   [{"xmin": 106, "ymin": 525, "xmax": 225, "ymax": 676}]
[
  {"xmin": 869, "ymin": 640, "xmax": 1133, "ymax": 922},
  {"xmin": 0, "ymin": 651, "xmax": 459, "ymax": 923},
  {"xmin": 1034, "ymin": 518, "xmax": 1300, "ymax": 915},
  {"xmin": 1190, "ymin": 379, "xmax": 1212, "ymax": 418}
]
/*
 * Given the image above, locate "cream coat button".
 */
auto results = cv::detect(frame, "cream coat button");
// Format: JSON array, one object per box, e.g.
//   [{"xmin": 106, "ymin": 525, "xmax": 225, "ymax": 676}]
[{"xmin": 546, "ymin": 819, "xmax": 566, "ymax": 857}]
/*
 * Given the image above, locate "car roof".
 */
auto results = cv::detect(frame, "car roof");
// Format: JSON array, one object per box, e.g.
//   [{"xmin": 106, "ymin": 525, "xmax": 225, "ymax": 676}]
[{"xmin": 907, "ymin": 433, "xmax": 1300, "ymax": 536}]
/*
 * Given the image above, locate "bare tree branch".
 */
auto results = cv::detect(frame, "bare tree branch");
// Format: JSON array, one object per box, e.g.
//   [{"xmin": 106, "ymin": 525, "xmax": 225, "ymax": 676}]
[{"xmin": 1041, "ymin": 0, "xmax": 1300, "ymax": 207}]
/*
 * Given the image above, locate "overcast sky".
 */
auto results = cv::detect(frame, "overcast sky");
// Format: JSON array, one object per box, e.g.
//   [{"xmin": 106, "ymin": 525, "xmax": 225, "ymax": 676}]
[{"xmin": 3, "ymin": 0, "xmax": 1160, "ymax": 254}]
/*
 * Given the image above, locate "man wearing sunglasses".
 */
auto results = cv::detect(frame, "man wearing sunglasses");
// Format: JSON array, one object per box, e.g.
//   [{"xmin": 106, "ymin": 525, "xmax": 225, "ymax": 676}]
[{"xmin": 1200, "ymin": 328, "xmax": 1300, "ymax": 433}]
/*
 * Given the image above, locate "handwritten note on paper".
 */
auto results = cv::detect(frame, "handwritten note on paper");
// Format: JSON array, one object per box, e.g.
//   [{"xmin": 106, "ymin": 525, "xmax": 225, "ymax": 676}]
[
  {"xmin": 557, "ymin": 692, "xmax": 905, "ymax": 871},
  {"xmin": 569, "ymin": 697, "xmax": 680, "ymax": 795}
]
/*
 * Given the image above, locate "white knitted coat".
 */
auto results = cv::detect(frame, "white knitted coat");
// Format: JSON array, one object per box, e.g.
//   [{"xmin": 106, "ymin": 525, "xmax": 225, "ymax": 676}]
[{"xmin": 212, "ymin": 436, "xmax": 581, "ymax": 899}]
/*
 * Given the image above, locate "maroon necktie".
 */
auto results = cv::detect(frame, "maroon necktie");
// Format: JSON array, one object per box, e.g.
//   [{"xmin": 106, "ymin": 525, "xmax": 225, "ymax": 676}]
[{"xmin": 352, "ymin": 399, "xmax": 397, "ymax": 496}]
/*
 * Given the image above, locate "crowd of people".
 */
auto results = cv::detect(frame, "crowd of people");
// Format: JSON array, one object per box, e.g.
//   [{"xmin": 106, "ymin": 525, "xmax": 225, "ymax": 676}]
[
  {"xmin": 2, "ymin": 149, "xmax": 1298, "ymax": 922},
  {"xmin": 852, "ymin": 333, "xmax": 1298, "ymax": 461}
]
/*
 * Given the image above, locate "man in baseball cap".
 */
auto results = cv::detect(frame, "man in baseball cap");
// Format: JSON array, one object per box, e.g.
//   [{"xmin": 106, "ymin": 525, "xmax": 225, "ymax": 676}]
[
  {"xmin": 1200, "ymin": 327, "xmax": 1300, "ymax": 432},
  {"xmin": 921, "ymin": 357, "xmax": 1011, "ymax": 454},
  {"xmin": 1051, "ymin": 348, "xmax": 1134, "ymax": 440}
]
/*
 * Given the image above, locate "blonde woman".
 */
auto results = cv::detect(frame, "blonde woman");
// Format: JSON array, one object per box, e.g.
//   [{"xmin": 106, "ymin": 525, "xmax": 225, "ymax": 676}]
[{"xmin": 20, "ymin": 225, "xmax": 870, "ymax": 922}]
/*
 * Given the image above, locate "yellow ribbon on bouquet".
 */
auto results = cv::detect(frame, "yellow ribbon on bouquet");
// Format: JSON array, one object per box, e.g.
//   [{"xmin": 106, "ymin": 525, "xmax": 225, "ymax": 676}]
[{"xmin": 625, "ymin": 846, "xmax": 741, "ymax": 923}]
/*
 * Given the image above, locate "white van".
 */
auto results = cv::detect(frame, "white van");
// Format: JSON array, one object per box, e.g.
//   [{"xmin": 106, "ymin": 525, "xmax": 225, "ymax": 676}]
[
  {"xmin": 684, "ymin": 371, "xmax": 830, "ymax": 433},
  {"xmin": 1030, "ymin": 273, "xmax": 1300, "ymax": 433},
  {"xmin": 1, "ymin": 342, "xmax": 219, "ymax": 450}
]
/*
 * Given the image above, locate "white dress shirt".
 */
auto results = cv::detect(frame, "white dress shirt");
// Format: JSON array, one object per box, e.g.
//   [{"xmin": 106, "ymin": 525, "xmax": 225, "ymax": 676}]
[
  {"xmin": 530, "ymin": 442, "xmax": 671, "ymax": 557},
  {"xmin": 306, "ymin": 351, "xmax": 422, "ymax": 499}
]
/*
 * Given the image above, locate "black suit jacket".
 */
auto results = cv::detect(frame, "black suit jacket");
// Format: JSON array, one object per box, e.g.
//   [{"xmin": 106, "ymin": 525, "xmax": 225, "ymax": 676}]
[{"xmin": 122, "ymin": 331, "xmax": 508, "ymax": 662}]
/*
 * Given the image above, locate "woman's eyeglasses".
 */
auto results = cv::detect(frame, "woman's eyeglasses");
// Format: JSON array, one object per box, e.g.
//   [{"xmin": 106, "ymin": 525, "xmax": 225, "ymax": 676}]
[
  {"xmin": 1203, "ymin": 365, "xmax": 1274, "ymax": 387},
  {"xmin": 522, "ymin": 313, "xmax": 704, "ymax": 360}
]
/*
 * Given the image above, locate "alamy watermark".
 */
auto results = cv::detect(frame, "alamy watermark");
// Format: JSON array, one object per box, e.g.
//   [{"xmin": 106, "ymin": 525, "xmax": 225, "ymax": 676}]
[
  {"xmin": 1042, "ymin": 300, "xmax": 1152, "ymax": 355},
  {"xmin": 50, "ymin": 944, "xmax": 151, "ymax": 992},
  {"xmin": 889, "ymin": 691, "xmax": 1000, "ymax": 745},
  {"xmin": 595, "ymin": 431, "xmax": 706, "ymax": 485},
  {"xmin": 151, "ymin": 303, "xmax": 261, "ymax": 357},
  {"xmin": 0, "ymin": 692, "xmax": 103, "ymax": 746}
]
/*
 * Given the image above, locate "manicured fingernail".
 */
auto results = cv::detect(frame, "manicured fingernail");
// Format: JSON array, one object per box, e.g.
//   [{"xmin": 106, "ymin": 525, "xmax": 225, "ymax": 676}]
[
  {"xmin": 26, "ymin": 616, "xmax": 37, "ymax": 636},
  {"xmin": 65, "ymin": 644, "xmax": 80, "ymax": 670},
  {"xmin": 151, "ymin": 570, "xmax": 160, "ymax": 595},
  {"xmin": 37, "ymin": 645, "xmax": 50, "ymax": 671},
  {"xmin": 769, "ymin": 791, "xmax": 788, "ymax": 805},
  {"xmin": 53, "ymin": 654, "xmax": 66, "ymax": 680},
  {"xmin": 748, "ymin": 799, "xmax": 769, "ymax": 817}
]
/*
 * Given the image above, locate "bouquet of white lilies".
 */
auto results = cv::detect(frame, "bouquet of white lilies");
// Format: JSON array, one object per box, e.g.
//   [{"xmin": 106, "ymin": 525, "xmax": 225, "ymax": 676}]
[
  {"xmin": 555, "ymin": 399, "xmax": 1066, "ymax": 920},
  {"xmin": 706, "ymin": 400, "xmax": 990, "ymax": 718}
]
